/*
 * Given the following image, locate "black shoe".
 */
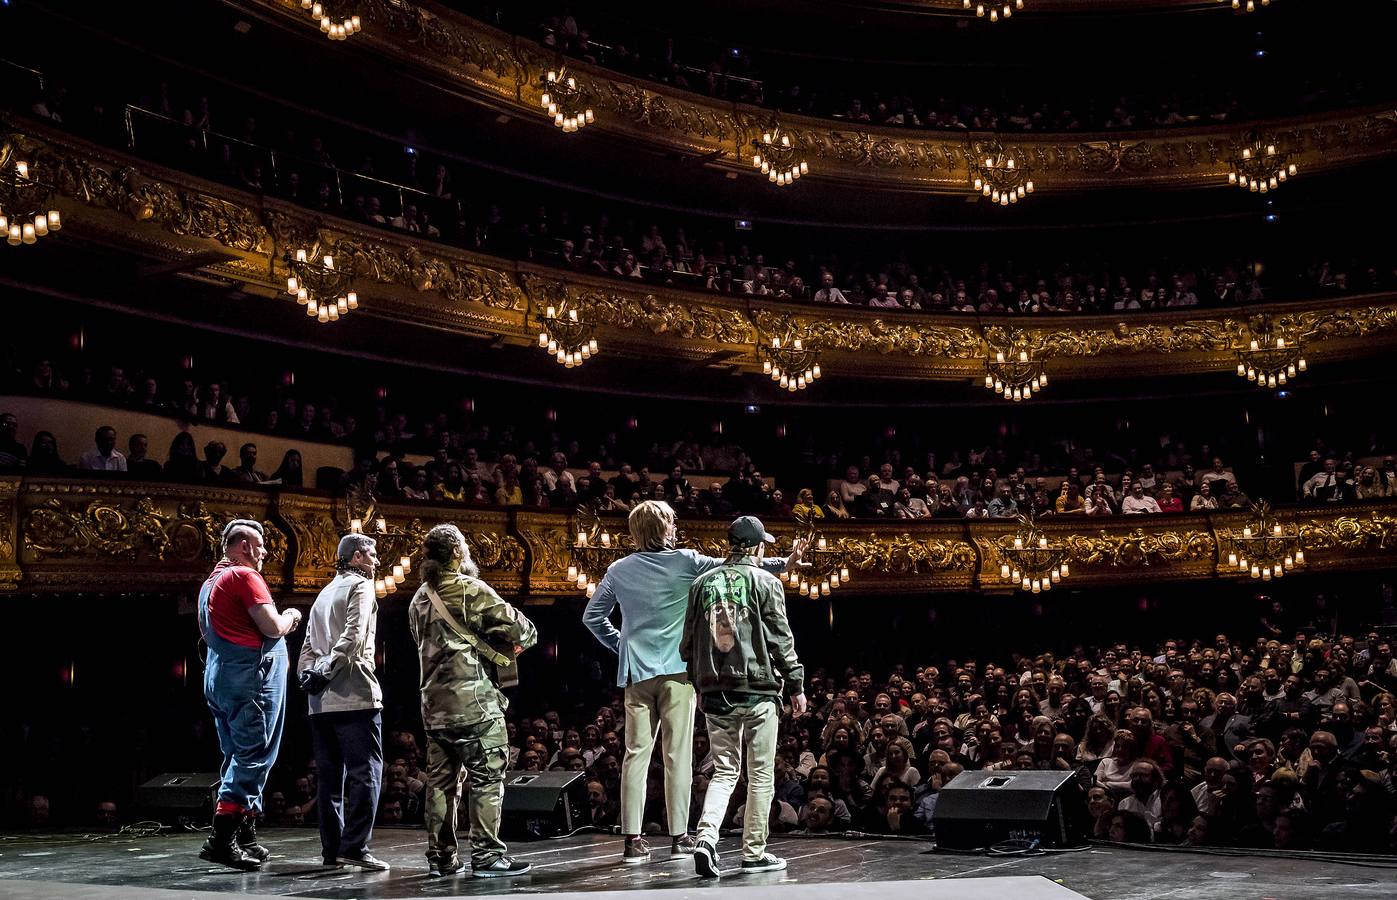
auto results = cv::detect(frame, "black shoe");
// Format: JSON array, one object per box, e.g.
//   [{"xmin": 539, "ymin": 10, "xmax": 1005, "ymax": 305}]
[
  {"xmin": 337, "ymin": 851, "xmax": 390, "ymax": 871},
  {"xmin": 671, "ymin": 834, "xmax": 697, "ymax": 857},
  {"xmin": 429, "ymin": 858, "xmax": 465, "ymax": 878},
  {"xmin": 472, "ymin": 856, "xmax": 532, "ymax": 878},
  {"xmin": 199, "ymin": 813, "xmax": 263, "ymax": 871},
  {"xmin": 322, "ymin": 858, "xmax": 342, "ymax": 869},
  {"xmin": 235, "ymin": 815, "xmax": 271, "ymax": 864},
  {"xmin": 693, "ymin": 840, "xmax": 720, "ymax": 879}
]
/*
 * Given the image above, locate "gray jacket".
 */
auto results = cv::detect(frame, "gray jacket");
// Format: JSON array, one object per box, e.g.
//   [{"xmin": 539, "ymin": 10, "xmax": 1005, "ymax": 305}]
[{"xmin": 298, "ymin": 570, "xmax": 383, "ymax": 714}]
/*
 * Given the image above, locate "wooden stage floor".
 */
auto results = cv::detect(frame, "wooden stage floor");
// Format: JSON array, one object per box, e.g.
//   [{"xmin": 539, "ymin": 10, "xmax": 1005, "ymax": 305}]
[{"xmin": 0, "ymin": 828, "xmax": 1394, "ymax": 900}]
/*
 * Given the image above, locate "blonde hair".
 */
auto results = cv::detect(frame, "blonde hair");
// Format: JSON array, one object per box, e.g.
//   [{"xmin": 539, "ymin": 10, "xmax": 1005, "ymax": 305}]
[{"xmin": 628, "ymin": 500, "xmax": 676, "ymax": 552}]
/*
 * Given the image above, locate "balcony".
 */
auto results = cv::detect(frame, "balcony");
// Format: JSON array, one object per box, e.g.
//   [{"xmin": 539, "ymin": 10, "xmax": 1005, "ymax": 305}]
[
  {"xmin": 3, "ymin": 474, "xmax": 1394, "ymax": 598},
  {"xmin": 12, "ymin": 119, "xmax": 1397, "ymax": 391}
]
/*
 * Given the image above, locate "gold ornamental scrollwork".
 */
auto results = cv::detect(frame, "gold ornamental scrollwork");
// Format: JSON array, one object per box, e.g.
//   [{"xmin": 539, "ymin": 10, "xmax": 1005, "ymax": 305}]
[
  {"xmin": 0, "ymin": 484, "xmax": 15, "ymax": 564},
  {"xmin": 575, "ymin": 286, "xmax": 753, "ymax": 344},
  {"xmin": 1062, "ymin": 529, "xmax": 1216, "ymax": 568},
  {"xmin": 1033, "ymin": 319, "xmax": 1249, "ymax": 357},
  {"xmin": 22, "ymin": 496, "xmax": 281, "ymax": 563},
  {"xmin": 463, "ymin": 529, "xmax": 525, "ymax": 572},
  {"xmin": 1298, "ymin": 514, "xmax": 1397, "ymax": 552},
  {"xmin": 835, "ymin": 532, "xmax": 977, "ymax": 575},
  {"xmin": 517, "ymin": 525, "xmax": 575, "ymax": 580},
  {"xmin": 331, "ymin": 237, "xmax": 524, "ymax": 310},
  {"xmin": 43, "ymin": 144, "xmax": 268, "ymax": 252},
  {"xmin": 751, "ymin": 309, "xmax": 981, "ymax": 359}
]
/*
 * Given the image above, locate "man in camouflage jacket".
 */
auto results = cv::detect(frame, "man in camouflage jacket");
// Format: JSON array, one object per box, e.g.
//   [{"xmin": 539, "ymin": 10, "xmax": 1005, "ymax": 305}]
[{"xmin": 409, "ymin": 524, "xmax": 537, "ymax": 879}]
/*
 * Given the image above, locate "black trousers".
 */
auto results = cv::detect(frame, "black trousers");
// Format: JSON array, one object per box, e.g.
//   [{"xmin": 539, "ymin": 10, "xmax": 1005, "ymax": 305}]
[{"xmin": 310, "ymin": 708, "xmax": 383, "ymax": 858}]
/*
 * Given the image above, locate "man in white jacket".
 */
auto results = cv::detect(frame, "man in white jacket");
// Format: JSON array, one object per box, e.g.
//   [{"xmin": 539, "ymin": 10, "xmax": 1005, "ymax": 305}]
[{"xmin": 298, "ymin": 533, "xmax": 386, "ymax": 870}]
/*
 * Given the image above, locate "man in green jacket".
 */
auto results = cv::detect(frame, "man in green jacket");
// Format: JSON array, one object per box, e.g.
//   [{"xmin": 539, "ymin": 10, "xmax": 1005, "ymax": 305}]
[
  {"xmin": 682, "ymin": 516, "xmax": 807, "ymax": 878},
  {"xmin": 409, "ymin": 523, "xmax": 537, "ymax": 879}
]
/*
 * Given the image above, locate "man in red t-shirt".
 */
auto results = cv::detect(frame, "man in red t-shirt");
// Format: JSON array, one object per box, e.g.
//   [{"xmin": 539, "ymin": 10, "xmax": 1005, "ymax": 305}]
[{"xmin": 198, "ymin": 519, "xmax": 302, "ymax": 870}]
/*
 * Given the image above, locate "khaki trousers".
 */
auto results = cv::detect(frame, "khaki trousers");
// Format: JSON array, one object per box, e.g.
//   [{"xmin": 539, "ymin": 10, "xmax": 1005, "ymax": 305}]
[
  {"xmin": 621, "ymin": 673, "xmax": 696, "ymax": 835},
  {"xmin": 696, "ymin": 700, "xmax": 779, "ymax": 862}
]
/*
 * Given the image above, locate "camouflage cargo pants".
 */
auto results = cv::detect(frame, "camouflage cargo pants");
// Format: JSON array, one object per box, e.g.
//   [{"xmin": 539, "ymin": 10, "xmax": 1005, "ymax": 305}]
[{"xmin": 424, "ymin": 717, "xmax": 510, "ymax": 867}]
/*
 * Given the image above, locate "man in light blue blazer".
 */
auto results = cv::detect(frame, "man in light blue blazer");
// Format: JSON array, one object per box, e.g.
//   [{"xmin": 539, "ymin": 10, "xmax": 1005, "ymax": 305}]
[{"xmin": 584, "ymin": 500, "xmax": 805, "ymax": 864}]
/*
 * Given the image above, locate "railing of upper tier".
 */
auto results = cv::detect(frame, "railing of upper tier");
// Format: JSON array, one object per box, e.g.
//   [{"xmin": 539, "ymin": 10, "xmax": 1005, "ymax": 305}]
[
  {"xmin": 224, "ymin": 0, "xmax": 1397, "ymax": 193},
  {"xmin": 2, "ymin": 476, "xmax": 1394, "ymax": 598}
]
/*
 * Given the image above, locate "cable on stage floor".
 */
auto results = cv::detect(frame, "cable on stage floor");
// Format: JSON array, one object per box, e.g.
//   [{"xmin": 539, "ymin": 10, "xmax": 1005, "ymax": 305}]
[{"xmin": 1089, "ymin": 838, "xmax": 1397, "ymax": 869}]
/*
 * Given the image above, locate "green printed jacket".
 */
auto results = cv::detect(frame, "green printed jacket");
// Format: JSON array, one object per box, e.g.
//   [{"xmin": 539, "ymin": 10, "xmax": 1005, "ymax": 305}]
[
  {"xmin": 682, "ymin": 555, "xmax": 804, "ymax": 699},
  {"xmin": 408, "ymin": 561, "xmax": 538, "ymax": 730}
]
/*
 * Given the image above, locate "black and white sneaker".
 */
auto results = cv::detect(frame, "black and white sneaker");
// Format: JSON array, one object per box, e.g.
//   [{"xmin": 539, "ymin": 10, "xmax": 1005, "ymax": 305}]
[
  {"xmin": 693, "ymin": 840, "xmax": 720, "ymax": 879},
  {"xmin": 429, "ymin": 857, "xmax": 465, "ymax": 877},
  {"xmin": 337, "ymin": 851, "xmax": 390, "ymax": 871},
  {"xmin": 473, "ymin": 856, "xmax": 532, "ymax": 878},
  {"xmin": 740, "ymin": 853, "xmax": 787, "ymax": 874}
]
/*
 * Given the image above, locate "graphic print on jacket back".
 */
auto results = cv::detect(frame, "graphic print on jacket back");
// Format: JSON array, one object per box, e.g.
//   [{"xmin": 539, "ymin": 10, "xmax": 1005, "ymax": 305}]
[{"xmin": 697, "ymin": 568, "xmax": 753, "ymax": 660}]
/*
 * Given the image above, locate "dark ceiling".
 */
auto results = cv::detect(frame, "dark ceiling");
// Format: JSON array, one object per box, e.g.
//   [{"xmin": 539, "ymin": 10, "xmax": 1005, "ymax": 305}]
[{"xmin": 5, "ymin": 0, "xmax": 1395, "ymax": 235}]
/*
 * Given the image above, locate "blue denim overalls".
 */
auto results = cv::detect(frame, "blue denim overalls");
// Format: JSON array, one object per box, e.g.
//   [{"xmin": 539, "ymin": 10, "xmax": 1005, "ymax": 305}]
[{"xmin": 199, "ymin": 570, "xmax": 288, "ymax": 811}]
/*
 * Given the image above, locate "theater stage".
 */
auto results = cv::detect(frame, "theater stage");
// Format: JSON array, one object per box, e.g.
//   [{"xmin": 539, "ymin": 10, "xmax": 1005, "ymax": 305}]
[{"xmin": 0, "ymin": 830, "xmax": 1393, "ymax": 900}]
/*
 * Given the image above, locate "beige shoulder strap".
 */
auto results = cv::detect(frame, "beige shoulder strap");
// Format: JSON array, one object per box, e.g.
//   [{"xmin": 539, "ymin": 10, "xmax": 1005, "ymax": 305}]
[{"xmin": 424, "ymin": 583, "xmax": 511, "ymax": 667}]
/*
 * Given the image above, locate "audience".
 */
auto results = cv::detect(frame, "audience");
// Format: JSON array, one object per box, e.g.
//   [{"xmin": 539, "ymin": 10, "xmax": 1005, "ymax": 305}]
[
  {"xmin": 4, "ymin": 338, "xmax": 1396, "ymax": 517},
  {"xmin": 14, "ymin": 57, "xmax": 1397, "ymax": 321},
  {"xmin": 23, "ymin": 620, "xmax": 1397, "ymax": 855},
  {"xmin": 501, "ymin": 3, "xmax": 1393, "ymax": 136}
]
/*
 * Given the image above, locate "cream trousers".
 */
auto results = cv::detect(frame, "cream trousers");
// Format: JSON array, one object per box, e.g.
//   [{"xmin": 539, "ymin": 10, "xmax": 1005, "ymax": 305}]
[
  {"xmin": 621, "ymin": 673, "xmax": 696, "ymax": 835},
  {"xmin": 695, "ymin": 700, "xmax": 779, "ymax": 861}
]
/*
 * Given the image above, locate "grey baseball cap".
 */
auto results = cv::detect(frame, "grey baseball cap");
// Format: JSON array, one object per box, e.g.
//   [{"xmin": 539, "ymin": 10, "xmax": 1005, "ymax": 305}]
[{"xmin": 728, "ymin": 515, "xmax": 776, "ymax": 547}]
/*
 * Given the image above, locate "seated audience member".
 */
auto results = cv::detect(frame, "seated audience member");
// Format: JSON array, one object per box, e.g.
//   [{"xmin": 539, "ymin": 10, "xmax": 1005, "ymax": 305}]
[
  {"xmin": 200, "ymin": 440, "xmax": 232, "ymax": 482},
  {"xmin": 125, "ymin": 433, "xmax": 163, "ymax": 479},
  {"xmin": 230, "ymin": 442, "xmax": 267, "ymax": 484},
  {"xmin": 1055, "ymin": 481, "xmax": 1084, "ymax": 514},
  {"xmin": 270, "ymin": 449, "xmax": 304, "ymax": 487},
  {"xmin": 1105, "ymin": 810, "xmax": 1153, "ymax": 844},
  {"xmin": 1095, "ymin": 730, "xmax": 1139, "ymax": 797},
  {"xmin": 1117, "ymin": 760, "xmax": 1164, "ymax": 830},
  {"xmin": 27, "ymin": 430, "xmax": 70, "ymax": 475},
  {"xmin": 78, "ymin": 425, "xmax": 127, "ymax": 473},
  {"xmin": 163, "ymin": 431, "xmax": 201, "ymax": 482},
  {"xmin": 1121, "ymin": 482, "xmax": 1161, "ymax": 515},
  {"xmin": 1153, "ymin": 780, "xmax": 1198, "ymax": 844},
  {"xmin": 792, "ymin": 487, "xmax": 824, "ymax": 520},
  {"xmin": 0, "ymin": 413, "xmax": 28, "ymax": 471},
  {"xmin": 864, "ymin": 783, "xmax": 924, "ymax": 835}
]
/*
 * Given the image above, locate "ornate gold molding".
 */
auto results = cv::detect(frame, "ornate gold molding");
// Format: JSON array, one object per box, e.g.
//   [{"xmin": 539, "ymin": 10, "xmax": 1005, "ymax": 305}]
[
  {"xmin": 2, "ymin": 477, "xmax": 1396, "ymax": 594},
  {"xmin": 236, "ymin": 0, "xmax": 1397, "ymax": 193},
  {"xmin": 1063, "ymin": 529, "xmax": 1216, "ymax": 567},
  {"xmin": 19, "ymin": 120, "xmax": 1397, "ymax": 384}
]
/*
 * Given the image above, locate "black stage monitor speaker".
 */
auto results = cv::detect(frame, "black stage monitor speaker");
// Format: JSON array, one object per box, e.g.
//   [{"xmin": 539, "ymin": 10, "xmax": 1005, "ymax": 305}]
[
  {"xmin": 501, "ymin": 770, "xmax": 588, "ymax": 840},
  {"xmin": 136, "ymin": 772, "xmax": 221, "ymax": 824},
  {"xmin": 933, "ymin": 770, "xmax": 1089, "ymax": 850}
]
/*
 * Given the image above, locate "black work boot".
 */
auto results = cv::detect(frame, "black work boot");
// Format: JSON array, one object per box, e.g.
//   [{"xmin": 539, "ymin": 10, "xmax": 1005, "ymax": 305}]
[
  {"xmin": 236, "ymin": 814, "xmax": 271, "ymax": 864},
  {"xmin": 200, "ymin": 813, "xmax": 263, "ymax": 870}
]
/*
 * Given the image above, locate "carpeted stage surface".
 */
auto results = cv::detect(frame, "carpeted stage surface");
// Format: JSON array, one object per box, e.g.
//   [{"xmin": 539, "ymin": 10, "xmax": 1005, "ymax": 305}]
[{"xmin": 0, "ymin": 829, "xmax": 1394, "ymax": 899}]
